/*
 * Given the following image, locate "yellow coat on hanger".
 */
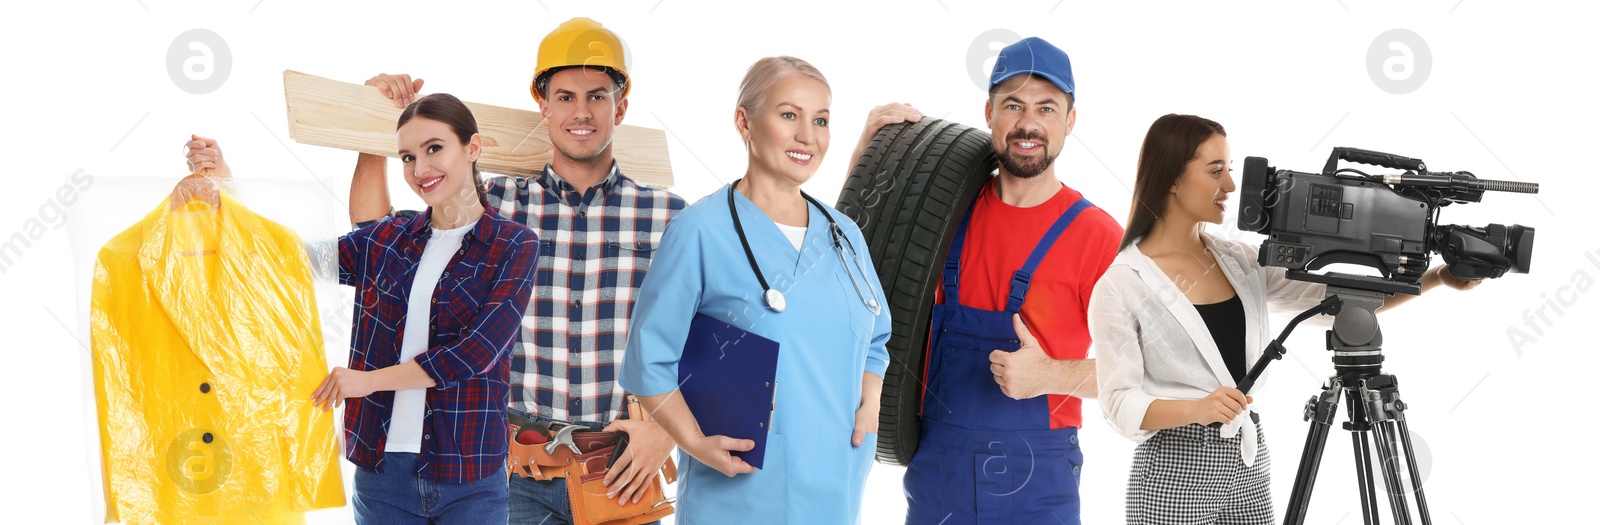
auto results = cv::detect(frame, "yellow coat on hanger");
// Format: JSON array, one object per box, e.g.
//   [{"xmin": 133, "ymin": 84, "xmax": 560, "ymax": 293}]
[{"xmin": 91, "ymin": 192, "xmax": 344, "ymax": 524}]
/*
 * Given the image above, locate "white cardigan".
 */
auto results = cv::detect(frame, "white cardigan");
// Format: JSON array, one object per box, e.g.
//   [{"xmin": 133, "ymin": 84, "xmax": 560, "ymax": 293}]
[{"xmin": 1089, "ymin": 233, "xmax": 1327, "ymax": 465}]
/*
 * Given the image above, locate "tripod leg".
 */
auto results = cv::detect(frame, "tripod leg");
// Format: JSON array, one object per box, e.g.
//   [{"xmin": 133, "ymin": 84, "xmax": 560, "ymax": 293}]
[
  {"xmin": 1284, "ymin": 380, "xmax": 1342, "ymax": 525},
  {"xmin": 1395, "ymin": 417, "xmax": 1433, "ymax": 525},
  {"xmin": 1344, "ymin": 388, "xmax": 1381, "ymax": 525},
  {"xmin": 1362, "ymin": 381, "xmax": 1414, "ymax": 525},
  {"xmin": 1366, "ymin": 377, "xmax": 1433, "ymax": 525}
]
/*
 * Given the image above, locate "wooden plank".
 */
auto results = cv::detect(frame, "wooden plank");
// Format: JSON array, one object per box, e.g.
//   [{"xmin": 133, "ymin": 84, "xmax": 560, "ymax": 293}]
[{"xmin": 282, "ymin": 70, "xmax": 673, "ymax": 188}]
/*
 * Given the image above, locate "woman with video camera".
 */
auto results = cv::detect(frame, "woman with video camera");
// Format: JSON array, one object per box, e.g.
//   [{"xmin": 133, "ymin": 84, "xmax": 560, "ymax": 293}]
[{"xmin": 1088, "ymin": 113, "xmax": 1479, "ymax": 524}]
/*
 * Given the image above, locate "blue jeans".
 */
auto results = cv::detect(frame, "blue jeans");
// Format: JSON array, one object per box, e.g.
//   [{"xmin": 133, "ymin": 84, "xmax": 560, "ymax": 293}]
[
  {"xmin": 353, "ymin": 452, "xmax": 508, "ymax": 525},
  {"xmin": 508, "ymin": 475, "xmax": 575, "ymax": 525}
]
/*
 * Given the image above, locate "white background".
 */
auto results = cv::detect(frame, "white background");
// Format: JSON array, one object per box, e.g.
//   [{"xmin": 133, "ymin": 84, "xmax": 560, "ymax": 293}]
[{"xmin": 2, "ymin": 0, "xmax": 1595, "ymax": 523}]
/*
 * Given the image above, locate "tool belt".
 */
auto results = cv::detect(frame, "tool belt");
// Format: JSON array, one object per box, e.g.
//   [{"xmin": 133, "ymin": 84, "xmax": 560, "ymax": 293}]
[{"xmin": 507, "ymin": 396, "xmax": 676, "ymax": 525}]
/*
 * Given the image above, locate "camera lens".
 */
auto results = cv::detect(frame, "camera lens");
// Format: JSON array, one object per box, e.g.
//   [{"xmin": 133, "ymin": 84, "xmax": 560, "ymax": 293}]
[{"xmin": 1508, "ymin": 224, "xmax": 1534, "ymax": 274}]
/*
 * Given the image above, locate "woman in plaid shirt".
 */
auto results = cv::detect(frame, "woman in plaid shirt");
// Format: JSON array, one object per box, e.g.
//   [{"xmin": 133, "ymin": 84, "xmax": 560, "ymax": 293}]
[{"xmin": 191, "ymin": 93, "xmax": 539, "ymax": 523}]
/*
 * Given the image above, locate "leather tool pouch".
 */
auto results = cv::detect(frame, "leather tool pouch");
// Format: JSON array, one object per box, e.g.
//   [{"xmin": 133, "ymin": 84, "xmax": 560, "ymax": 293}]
[
  {"xmin": 508, "ymin": 397, "xmax": 677, "ymax": 525},
  {"xmin": 564, "ymin": 435, "xmax": 677, "ymax": 525}
]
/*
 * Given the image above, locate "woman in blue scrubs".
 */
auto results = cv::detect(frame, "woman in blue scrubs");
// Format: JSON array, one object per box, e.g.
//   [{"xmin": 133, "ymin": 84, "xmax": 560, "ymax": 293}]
[{"xmin": 619, "ymin": 56, "xmax": 892, "ymax": 524}]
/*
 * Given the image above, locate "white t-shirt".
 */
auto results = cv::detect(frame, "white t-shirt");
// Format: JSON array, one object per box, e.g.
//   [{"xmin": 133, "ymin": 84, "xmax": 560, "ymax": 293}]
[
  {"xmin": 776, "ymin": 222, "xmax": 806, "ymax": 251},
  {"xmin": 384, "ymin": 221, "xmax": 474, "ymax": 453}
]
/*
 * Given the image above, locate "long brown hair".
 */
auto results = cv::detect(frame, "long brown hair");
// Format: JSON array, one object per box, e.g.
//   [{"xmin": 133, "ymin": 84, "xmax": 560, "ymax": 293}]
[
  {"xmin": 1120, "ymin": 114, "xmax": 1227, "ymax": 251},
  {"xmin": 397, "ymin": 93, "xmax": 488, "ymax": 204}
]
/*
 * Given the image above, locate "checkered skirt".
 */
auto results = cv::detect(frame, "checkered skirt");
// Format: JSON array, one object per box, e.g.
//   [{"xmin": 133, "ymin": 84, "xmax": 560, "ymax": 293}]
[{"xmin": 1126, "ymin": 420, "xmax": 1273, "ymax": 525}]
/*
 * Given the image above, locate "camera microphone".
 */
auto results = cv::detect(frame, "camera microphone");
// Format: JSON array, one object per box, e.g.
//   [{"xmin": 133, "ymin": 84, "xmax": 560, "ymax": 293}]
[{"xmin": 1381, "ymin": 172, "xmax": 1540, "ymax": 194}]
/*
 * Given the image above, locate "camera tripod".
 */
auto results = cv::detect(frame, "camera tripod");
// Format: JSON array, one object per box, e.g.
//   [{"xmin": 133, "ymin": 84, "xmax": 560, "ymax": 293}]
[{"xmin": 1237, "ymin": 272, "xmax": 1435, "ymax": 525}]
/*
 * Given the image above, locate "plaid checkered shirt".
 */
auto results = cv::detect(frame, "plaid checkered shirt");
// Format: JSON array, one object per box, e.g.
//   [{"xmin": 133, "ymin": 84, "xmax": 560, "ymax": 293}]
[
  {"xmin": 485, "ymin": 163, "xmax": 684, "ymax": 424},
  {"xmin": 337, "ymin": 206, "xmax": 539, "ymax": 483}
]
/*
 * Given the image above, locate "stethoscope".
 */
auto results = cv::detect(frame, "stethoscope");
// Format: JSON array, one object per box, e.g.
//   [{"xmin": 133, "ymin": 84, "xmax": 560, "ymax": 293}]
[{"xmin": 728, "ymin": 179, "xmax": 882, "ymax": 315}]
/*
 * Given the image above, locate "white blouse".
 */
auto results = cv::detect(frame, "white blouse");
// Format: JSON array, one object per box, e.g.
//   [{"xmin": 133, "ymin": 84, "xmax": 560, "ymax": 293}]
[{"xmin": 1089, "ymin": 233, "xmax": 1328, "ymax": 465}]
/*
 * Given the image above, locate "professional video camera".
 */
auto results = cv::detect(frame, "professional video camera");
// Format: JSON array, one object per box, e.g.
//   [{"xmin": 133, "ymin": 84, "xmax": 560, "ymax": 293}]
[
  {"xmin": 1236, "ymin": 147, "xmax": 1538, "ymax": 294},
  {"xmin": 1228, "ymin": 148, "xmax": 1540, "ymax": 524}
]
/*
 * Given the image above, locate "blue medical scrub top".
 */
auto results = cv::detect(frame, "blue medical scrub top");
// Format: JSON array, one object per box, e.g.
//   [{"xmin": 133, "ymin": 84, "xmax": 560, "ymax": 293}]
[{"xmin": 620, "ymin": 184, "xmax": 892, "ymax": 524}]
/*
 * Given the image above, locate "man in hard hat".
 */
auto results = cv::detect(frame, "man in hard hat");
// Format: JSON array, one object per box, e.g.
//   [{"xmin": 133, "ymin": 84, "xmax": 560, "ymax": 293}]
[
  {"xmin": 347, "ymin": 18, "xmax": 685, "ymax": 524},
  {"xmin": 848, "ymin": 37, "xmax": 1122, "ymax": 525}
]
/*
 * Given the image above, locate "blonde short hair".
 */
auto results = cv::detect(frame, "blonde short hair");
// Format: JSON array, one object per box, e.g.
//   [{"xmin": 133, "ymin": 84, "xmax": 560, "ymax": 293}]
[{"xmin": 736, "ymin": 56, "xmax": 830, "ymax": 114}]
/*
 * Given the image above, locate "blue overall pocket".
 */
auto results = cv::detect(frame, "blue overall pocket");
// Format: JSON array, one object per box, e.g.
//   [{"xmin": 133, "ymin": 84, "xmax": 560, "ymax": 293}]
[
  {"xmin": 928, "ymin": 327, "xmax": 1023, "ymax": 430},
  {"xmin": 974, "ymin": 431, "xmax": 1082, "ymax": 523}
]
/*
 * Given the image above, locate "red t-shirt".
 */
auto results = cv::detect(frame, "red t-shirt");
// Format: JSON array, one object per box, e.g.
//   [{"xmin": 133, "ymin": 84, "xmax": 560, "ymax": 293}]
[{"xmin": 935, "ymin": 180, "xmax": 1123, "ymax": 429}]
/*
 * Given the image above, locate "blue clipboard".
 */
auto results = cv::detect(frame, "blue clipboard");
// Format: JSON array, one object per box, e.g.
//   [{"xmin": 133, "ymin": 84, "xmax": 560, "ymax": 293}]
[{"xmin": 677, "ymin": 313, "xmax": 780, "ymax": 469}]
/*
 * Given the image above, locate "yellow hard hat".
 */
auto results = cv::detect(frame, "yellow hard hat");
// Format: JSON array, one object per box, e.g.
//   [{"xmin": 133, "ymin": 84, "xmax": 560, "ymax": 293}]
[{"xmin": 532, "ymin": 18, "xmax": 631, "ymax": 102}]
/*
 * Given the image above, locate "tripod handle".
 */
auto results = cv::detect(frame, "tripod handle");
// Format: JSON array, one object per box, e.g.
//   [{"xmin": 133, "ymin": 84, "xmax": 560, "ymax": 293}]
[
  {"xmin": 1205, "ymin": 296, "xmax": 1343, "ymax": 429},
  {"xmin": 1205, "ymin": 360, "xmax": 1267, "ymax": 429},
  {"xmin": 1237, "ymin": 375, "xmax": 1260, "ymax": 396}
]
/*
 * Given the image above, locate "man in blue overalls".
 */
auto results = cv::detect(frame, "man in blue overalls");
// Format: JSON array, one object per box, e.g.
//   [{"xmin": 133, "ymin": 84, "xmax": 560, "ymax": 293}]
[{"xmin": 857, "ymin": 37, "xmax": 1124, "ymax": 525}]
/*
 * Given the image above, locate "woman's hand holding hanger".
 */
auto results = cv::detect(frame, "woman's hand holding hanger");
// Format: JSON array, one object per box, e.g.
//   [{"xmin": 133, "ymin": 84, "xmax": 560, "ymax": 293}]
[
  {"xmin": 172, "ymin": 134, "xmax": 231, "ymax": 208},
  {"xmin": 185, "ymin": 134, "xmax": 231, "ymax": 179}
]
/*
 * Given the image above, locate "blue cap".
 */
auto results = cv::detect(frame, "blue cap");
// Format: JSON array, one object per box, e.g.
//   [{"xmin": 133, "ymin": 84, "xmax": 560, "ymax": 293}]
[{"xmin": 989, "ymin": 37, "xmax": 1075, "ymax": 98}]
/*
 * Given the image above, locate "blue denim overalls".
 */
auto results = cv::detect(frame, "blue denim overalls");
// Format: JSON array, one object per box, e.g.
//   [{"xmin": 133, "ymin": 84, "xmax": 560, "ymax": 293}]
[{"xmin": 904, "ymin": 198, "xmax": 1092, "ymax": 525}]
